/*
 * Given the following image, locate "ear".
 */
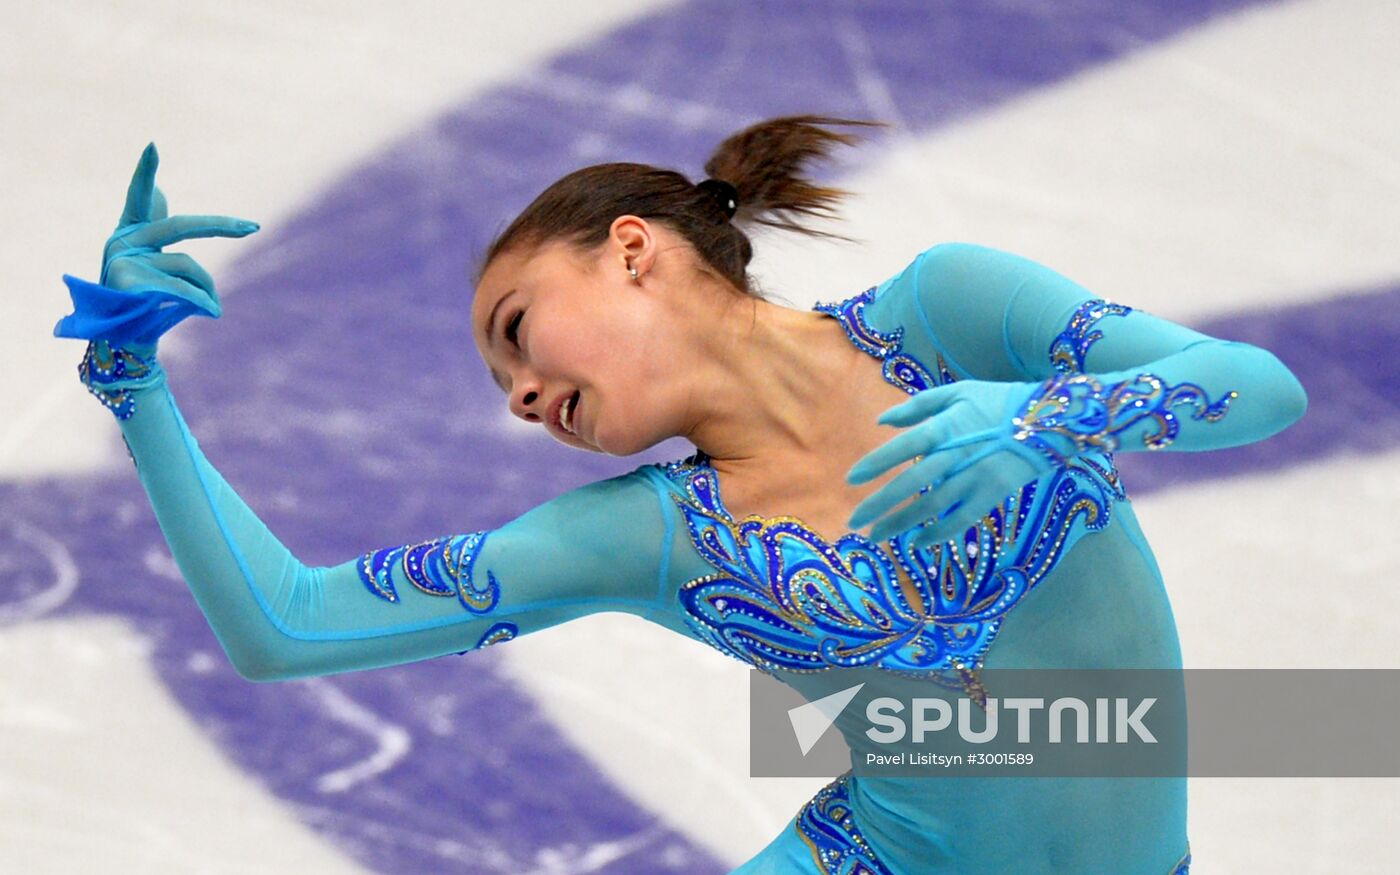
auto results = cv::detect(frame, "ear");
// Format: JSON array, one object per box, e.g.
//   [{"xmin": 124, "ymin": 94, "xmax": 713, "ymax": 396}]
[{"xmin": 608, "ymin": 215, "xmax": 656, "ymax": 278}]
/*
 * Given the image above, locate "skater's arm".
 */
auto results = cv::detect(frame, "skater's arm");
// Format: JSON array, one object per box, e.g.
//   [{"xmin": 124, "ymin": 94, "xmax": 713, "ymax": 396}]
[
  {"xmin": 846, "ymin": 242, "xmax": 1310, "ymax": 542},
  {"xmin": 106, "ymin": 376, "xmax": 668, "ymax": 681},
  {"xmin": 896, "ymin": 241, "xmax": 1308, "ymax": 456},
  {"xmin": 56, "ymin": 144, "xmax": 671, "ymax": 682}
]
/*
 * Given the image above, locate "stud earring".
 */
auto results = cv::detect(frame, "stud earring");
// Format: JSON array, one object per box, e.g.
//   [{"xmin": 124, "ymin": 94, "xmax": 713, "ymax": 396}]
[{"xmin": 627, "ymin": 262, "xmax": 639, "ymax": 282}]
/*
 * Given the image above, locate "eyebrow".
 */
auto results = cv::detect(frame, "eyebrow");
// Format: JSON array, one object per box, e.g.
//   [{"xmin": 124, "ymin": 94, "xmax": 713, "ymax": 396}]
[{"xmin": 485, "ymin": 288, "xmax": 517, "ymax": 394}]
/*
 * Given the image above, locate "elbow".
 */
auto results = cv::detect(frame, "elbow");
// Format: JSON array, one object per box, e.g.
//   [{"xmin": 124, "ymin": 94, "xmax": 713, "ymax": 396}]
[
  {"xmin": 1265, "ymin": 351, "xmax": 1309, "ymax": 428},
  {"xmin": 226, "ymin": 643, "xmax": 305, "ymax": 683},
  {"xmin": 1230, "ymin": 344, "xmax": 1308, "ymax": 435},
  {"xmin": 228, "ymin": 650, "xmax": 283, "ymax": 683},
  {"xmin": 202, "ymin": 621, "xmax": 282, "ymax": 682},
  {"xmin": 226, "ymin": 568, "xmax": 327, "ymax": 682},
  {"xmin": 1283, "ymin": 372, "xmax": 1308, "ymax": 425}
]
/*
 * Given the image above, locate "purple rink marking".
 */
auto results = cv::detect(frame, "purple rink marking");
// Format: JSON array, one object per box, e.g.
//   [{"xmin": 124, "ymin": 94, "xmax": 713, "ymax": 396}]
[{"xmin": 1, "ymin": 0, "xmax": 1309, "ymax": 872}]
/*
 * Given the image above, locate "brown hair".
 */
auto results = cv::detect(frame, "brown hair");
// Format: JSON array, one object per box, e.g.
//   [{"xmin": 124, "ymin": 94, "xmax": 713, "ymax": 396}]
[{"xmin": 474, "ymin": 114, "xmax": 888, "ymax": 298}]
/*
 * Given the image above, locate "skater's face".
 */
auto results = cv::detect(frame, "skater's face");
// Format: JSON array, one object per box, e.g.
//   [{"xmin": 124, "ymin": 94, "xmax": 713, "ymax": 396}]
[{"xmin": 471, "ymin": 217, "xmax": 699, "ymax": 456}]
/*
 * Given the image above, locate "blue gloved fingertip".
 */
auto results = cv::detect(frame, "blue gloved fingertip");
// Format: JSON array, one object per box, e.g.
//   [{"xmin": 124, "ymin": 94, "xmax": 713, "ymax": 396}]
[{"xmin": 880, "ymin": 399, "xmax": 912, "ymax": 423}]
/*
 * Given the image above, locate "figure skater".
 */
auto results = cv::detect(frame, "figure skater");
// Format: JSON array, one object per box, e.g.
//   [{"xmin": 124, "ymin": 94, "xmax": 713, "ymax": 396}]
[{"xmin": 55, "ymin": 115, "xmax": 1307, "ymax": 873}]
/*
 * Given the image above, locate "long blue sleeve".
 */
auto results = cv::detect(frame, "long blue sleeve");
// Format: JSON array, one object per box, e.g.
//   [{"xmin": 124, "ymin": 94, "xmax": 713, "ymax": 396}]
[
  {"xmin": 904, "ymin": 242, "xmax": 1308, "ymax": 457},
  {"xmin": 110, "ymin": 374, "xmax": 671, "ymax": 682}
]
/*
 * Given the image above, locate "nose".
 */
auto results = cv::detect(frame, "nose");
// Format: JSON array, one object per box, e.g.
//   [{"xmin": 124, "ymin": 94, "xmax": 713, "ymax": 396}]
[{"xmin": 510, "ymin": 378, "xmax": 544, "ymax": 423}]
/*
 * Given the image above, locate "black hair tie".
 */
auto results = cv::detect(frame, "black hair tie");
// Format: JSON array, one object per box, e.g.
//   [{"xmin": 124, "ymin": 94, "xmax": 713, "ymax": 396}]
[{"xmin": 697, "ymin": 178, "xmax": 740, "ymax": 220}]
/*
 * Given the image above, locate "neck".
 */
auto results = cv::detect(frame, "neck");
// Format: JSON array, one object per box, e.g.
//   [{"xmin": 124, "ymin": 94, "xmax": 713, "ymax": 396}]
[{"xmin": 679, "ymin": 292, "xmax": 864, "ymax": 479}]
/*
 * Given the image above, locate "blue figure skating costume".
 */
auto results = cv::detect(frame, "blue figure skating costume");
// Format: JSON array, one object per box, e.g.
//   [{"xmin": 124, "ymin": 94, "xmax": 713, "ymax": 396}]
[{"xmin": 57, "ymin": 146, "xmax": 1307, "ymax": 874}]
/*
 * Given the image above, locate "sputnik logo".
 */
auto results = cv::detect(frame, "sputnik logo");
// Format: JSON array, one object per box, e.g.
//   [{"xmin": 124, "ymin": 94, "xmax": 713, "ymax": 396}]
[{"xmin": 787, "ymin": 683, "xmax": 865, "ymax": 755}]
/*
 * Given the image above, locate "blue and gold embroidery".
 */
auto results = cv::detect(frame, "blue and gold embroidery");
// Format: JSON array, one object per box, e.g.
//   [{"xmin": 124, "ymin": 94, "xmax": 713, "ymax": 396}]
[
  {"xmin": 79, "ymin": 338, "xmax": 165, "ymax": 420},
  {"xmin": 667, "ymin": 450, "xmax": 1119, "ymax": 689},
  {"xmin": 795, "ymin": 771, "xmax": 894, "ymax": 875},
  {"xmin": 454, "ymin": 621, "xmax": 519, "ymax": 656},
  {"xmin": 356, "ymin": 531, "xmax": 500, "ymax": 614},
  {"xmin": 665, "ymin": 286, "xmax": 1127, "ymax": 687},
  {"xmin": 474, "ymin": 621, "xmax": 518, "ymax": 647},
  {"xmin": 794, "ymin": 771, "xmax": 1189, "ymax": 875},
  {"xmin": 814, "ymin": 287, "xmax": 958, "ymax": 391},
  {"xmin": 1012, "ymin": 372, "xmax": 1238, "ymax": 465},
  {"xmin": 1048, "ymin": 298, "xmax": 1133, "ymax": 375}
]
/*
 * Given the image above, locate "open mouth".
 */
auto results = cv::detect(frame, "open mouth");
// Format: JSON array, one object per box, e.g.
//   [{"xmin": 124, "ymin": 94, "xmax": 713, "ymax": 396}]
[{"xmin": 561, "ymin": 390, "xmax": 581, "ymax": 436}]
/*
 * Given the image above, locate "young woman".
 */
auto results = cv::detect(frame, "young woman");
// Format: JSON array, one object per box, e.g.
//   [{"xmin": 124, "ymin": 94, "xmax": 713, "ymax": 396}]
[{"xmin": 55, "ymin": 115, "xmax": 1307, "ymax": 873}]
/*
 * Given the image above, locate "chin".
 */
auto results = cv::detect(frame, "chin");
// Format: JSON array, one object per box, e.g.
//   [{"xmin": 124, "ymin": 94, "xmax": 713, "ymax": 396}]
[
  {"xmin": 568, "ymin": 412, "xmax": 661, "ymax": 457},
  {"xmin": 557, "ymin": 427, "xmax": 609, "ymax": 455},
  {"xmin": 574, "ymin": 425, "xmax": 644, "ymax": 456},
  {"xmin": 608, "ymin": 430, "xmax": 677, "ymax": 459}
]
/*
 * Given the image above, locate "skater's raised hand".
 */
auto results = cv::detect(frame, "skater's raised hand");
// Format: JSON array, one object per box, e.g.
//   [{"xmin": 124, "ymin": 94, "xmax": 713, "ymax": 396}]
[
  {"xmin": 54, "ymin": 143, "xmax": 261, "ymax": 419},
  {"xmin": 55, "ymin": 142, "xmax": 260, "ymax": 349}
]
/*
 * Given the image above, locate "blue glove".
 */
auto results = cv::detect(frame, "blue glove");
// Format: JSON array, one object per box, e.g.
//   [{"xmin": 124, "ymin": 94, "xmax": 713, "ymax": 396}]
[
  {"xmin": 845, "ymin": 370, "xmax": 1239, "ymax": 548},
  {"xmin": 844, "ymin": 379, "xmax": 1054, "ymax": 548},
  {"xmin": 54, "ymin": 142, "xmax": 259, "ymax": 418}
]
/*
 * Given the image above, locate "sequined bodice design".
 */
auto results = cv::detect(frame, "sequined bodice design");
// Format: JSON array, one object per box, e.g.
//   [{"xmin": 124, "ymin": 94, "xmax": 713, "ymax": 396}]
[{"xmin": 659, "ymin": 286, "xmax": 1129, "ymax": 688}]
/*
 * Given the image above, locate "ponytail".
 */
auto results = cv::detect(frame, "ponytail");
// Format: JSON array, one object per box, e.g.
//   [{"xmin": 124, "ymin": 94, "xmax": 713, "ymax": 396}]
[
  {"xmin": 477, "ymin": 114, "xmax": 887, "ymax": 297},
  {"xmin": 705, "ymin": 114, "xmax": 884, "ymax": 240}
]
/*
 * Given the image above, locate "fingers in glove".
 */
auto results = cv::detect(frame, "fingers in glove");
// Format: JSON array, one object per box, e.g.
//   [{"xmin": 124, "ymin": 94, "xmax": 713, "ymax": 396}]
[
  {"xmin": 151, "ymin": 185, "xmax": 169, "ymax": 222},
  {"xmin": 121, "ymin": 214, "xmax": 259, "ymax": 249},
  {"xmin": 906, "ymin": 470, "xmax": 990, "ymax": 549},
  {"xmin": 908, "ymin": 506, "xmax": 974, "ymax": 550},
  {"xmin": 910, "ymin": 456, "xmax": 1048, "ymax": 550},
  {"xmin": 847, "ymin": 404, "xmax": 969, "ymax": 485},
  {"xmin": 118, "ymin": 142, "xmax": 159, "ymax": 229},
  {"xmin": 865, "ymin": 484, "xmax": 957, "ymax": 543},
  {"xmin": 934, "ymin": 441, "xmax": 1006, "ymax": 485},
  {"xmin": 876, "ymin": 383, "xmax": 963, "ymax": 427},
  {"xmin": 912, "ymin": 470, "xmax": 1002, "ymax": 546},
  {"xmin": 104, "ymin": 257, "xmax": 221, "ymax": 317},
  {"xmin": 849, "ymin": 451, "xmax": 944, "ymax": 531},
  {"xmin": 137, "ymin": 252, "xmax": 217, "ymax": 297},
  {"xmin": 860, "ymin": 443, "xmax": 1005, "ymax": 541}
]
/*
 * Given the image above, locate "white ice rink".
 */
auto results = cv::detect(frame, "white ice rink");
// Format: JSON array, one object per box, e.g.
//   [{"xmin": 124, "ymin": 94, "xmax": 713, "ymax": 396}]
[{"xmin": 3, "ymin": 1, "xmax": 1398, "ymax": 871}]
